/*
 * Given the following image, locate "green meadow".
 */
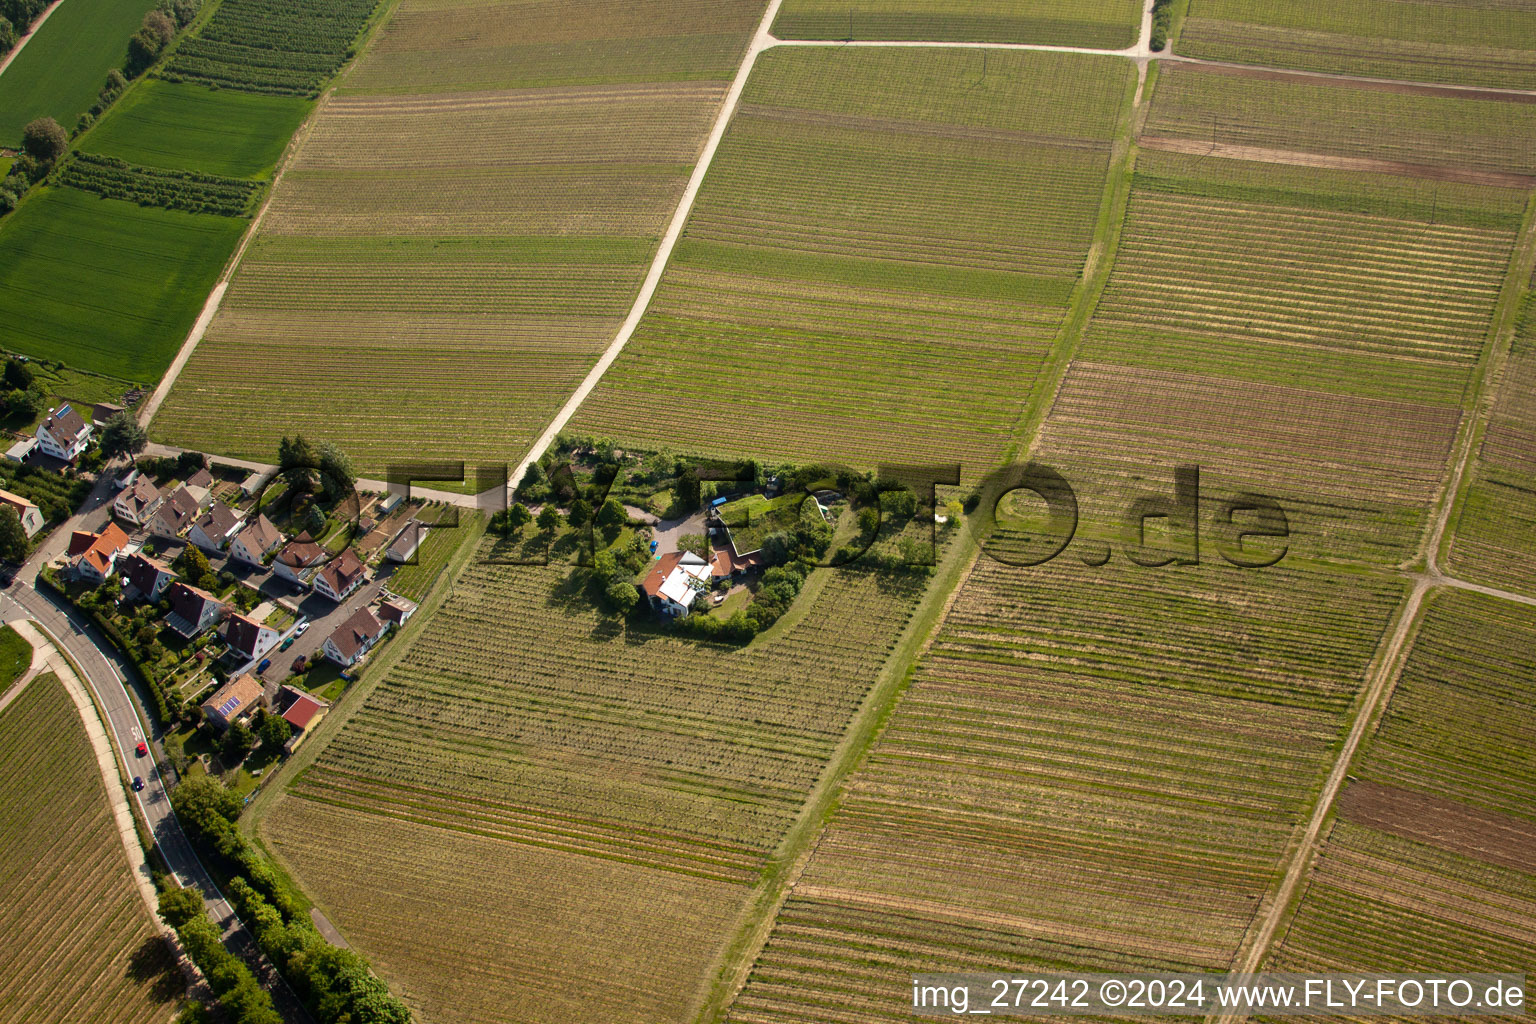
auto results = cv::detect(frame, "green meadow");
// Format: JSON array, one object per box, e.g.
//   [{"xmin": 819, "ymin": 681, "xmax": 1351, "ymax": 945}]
[
  {"xmin": 0, "ymin": 187, "xmax": 244, "ymax": 381},
  {"xmin": 82, "ymin": 80, "xmax": 311, "ymax": 178}
]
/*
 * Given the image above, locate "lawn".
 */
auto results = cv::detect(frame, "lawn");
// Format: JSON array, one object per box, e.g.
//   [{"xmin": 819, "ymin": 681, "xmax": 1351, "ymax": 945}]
[
  {"xmin": 260, "ymin": 544, "xmax": 935, "ymax": 1024},
  {"xmin": 773, "ymin": 0, "xmax": 1142, "ymax": 47},
  {"xmin": 0, "ymin": 186, "xmax": 245, "ymax": 382},
  {"xmin": 82, "ymin": 79, "xmax": 312, "ymax": 178},
  {"xmin": 0, "ymin": 0, "xmax": 162, "ymax": 145},
  {"xmin": 0, "ymin": 626, "xmax": 30, "ymax": 688},
  {"xmin": 570, "ymin": 47, "xmax": 1136, "ymax": 476},
  {"xmin": 0, "ymin": 674, "xmax": 183, "ymax": 1023}
]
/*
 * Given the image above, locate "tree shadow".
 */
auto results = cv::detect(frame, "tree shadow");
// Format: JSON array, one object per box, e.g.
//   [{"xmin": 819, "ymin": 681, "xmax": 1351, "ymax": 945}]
[{"xmin": 125, "ymin": 934, "xmax": 185, "ymax": 1003}]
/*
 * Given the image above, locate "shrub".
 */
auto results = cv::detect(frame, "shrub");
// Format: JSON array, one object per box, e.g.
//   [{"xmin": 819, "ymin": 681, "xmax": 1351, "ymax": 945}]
[{"xmin": 20, "ymin": 117, "xmax": 67, "ymax": 162}]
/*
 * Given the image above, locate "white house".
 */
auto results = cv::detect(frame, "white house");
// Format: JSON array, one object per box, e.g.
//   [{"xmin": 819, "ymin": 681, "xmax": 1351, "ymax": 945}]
[
  {"xmin": 119, "ymin": 552, "xmax": 176, "ymax": 602},
  {"xmin": 640, "ymin": 550, "xmax": 711, "ymax": 617},
  {"xmin": 35, "ymin": 405, "xmax": 92, "ymax": 462},
  {"xmin": 313, "ymin": 548, "xmax": 367, "ymax": 603},
  {"xmin": 67, "ymin": 523, "xmax": 130, "ymax": 582},
  {"xmin": 146, "ymin": 487, "xmax": 199, "ymax": 541},
  {"xmin": 188, "ymin": 501, "xmax": 243, "ymax": 553},
  {"xmin": 164, "ymin": 582, "xmax": 225, "ymax": 637},
  {"xmin": 323, "ymin": 606, "xmax": 387, "ymax": 666},
  {"xmin": 273, "ymin": 536, "xmax": 327, "ymax": 587},
  {"xmin": 224, "ymin": 612, "xmax": 281, "ymax": 665},
  {"xmin": 385, "ymin": 520, "xmax": 423, "ymax": 563},
  {"xmin": 229, "ymin": 514, "xmax": 282, "ymax": 567},
  {"xmin": 113, "ymin": 476, "xmax": 165, "ymax": 526},
  {"xmin": 0, "ymin": 488, "xmax": 44, "ymax": 538}
]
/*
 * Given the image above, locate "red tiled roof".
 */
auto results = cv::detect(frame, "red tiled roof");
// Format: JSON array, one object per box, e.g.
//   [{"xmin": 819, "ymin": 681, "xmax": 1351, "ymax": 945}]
[
  {"xmin": 281, "ymin": 694, "xmax": 325, "ymax": 731},
  {"xmin": 640, "ymin": 551, "xmax": 684, "ymax": 598}
]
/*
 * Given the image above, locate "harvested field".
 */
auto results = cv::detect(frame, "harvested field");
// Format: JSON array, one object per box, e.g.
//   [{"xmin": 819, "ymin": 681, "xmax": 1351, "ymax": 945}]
[
  {"xmin": 1178, "ymin": 0, "xmax": 1536, "ymax": 91},
  {"xmin": 571, "ymin": 48, "xmax": 1134, "ymax": 476},
  {"xmin": 1145, "ymin": 62, "xmax": 1536, "ymax": 179},
  {"xmin": 0, "ymin": 674, "xmax": 180, "ymax": 1024},
  {"xmin": 1447, "ymin": 283, "xmax": 1536, "ymax": 596},
  {"xmin": 725, "ymin": 561, "xmax": 1404, "ymax": 1021},
  {"xmin": 261, "ymin": 550, "xmax": 933, "ymax": 1023},
  {"xmin": 772, "ymin": 0, "xmax": 1142, "ymax": 48},
  {"xmin": 153, "ymin": 0, "xmax": 765, "ymax": 474},
  {"xmin": 1267, "ymin": 590, "xmax": 1536, "ymax": 982}
]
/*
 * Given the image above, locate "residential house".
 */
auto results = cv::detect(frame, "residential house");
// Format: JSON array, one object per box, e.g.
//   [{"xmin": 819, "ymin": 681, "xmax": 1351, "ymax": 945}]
[
  {"xmin": 385, "ymin": 520, "xmax": 424, "ymax": 563},
  {"xmin": 201, "ymin": 673, "xmax": 264, "ymax": 731},
  {"xmin": 224, "ymin": 612, "xmax": 281, "ymax": 665},
  {"xmin": 272, "ymin": 535, "xmax": 327, "ymax": 588},
  {"xmin": 322, "ymin": 606, "xmax": 387, "ymax": 666},
  {"xmin": 313, "ymin": 548, "xmax": 367, "ymax": 603},
  {"xmin": 228, "ymin": 515, "xmax": 282, "ymax": 568},
  {"xmin": 146, "ymin": 487, "xmax": 199, "ymax": 541},
  {"xmin": 188, "ymin": 502, "xmax": 243, "ymax": 554},
  {"xmin": 276, "ymin": 686, "xmax": 330, "ymax": 750},
  {"xmin": 0, "ymin": 488, "xmax": 44, "ymax": 538},
  {"xmin": 67, "ymin": 523, "xmax": 129, "ymax": 582},
  {"xmin": 239, "ymin": 468, "xmax": 275, "ymax": 498},
  {"xmin": 183, "ymin": 468, "xmax": 214, "ymax": 507},
  {"xmin": 378, "ymin": 595, "xmax": 417, "ymax": 628},
  {"xmin": 34, "ymin": 404, "xmax": 92, "ymax": 462},
  {"xmin": 710, "ymin": 543, "xmax": 763, "ymax": 583},
  {"xmin": 164, "ymin": 582, "xmax": 225, "ymax": 638},
  {"xmin": 640, "ymin": 550, "xmax": 711, "ymax": 617},
  {"xmin": 119, "ymin": 552, "xmax": 176, "ymax": 602},
  {"xmin": 113, "ymin": 476, "xmax": 165, "ymax": 527}
]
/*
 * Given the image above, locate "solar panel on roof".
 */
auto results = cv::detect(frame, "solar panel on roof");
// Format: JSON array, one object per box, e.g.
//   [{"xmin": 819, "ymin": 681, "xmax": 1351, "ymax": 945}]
[{"xmin": 218, "ymin": 697, "xmax": 241, "ymax": 715}]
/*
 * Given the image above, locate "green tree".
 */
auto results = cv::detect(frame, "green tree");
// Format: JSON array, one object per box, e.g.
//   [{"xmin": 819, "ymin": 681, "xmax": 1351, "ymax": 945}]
[
  {"xmin": 99, "ymin": 410, "xmax": 147, "ymax": 464},
  {"xmin": 315, "ymin": 440, "xmax": 354, "ymax": 500},
  {"xmin": 157, "ymin": 884, "xmax": 207, "ymax": 930},
  {"xmin": 175, "ymin": 545, "xmax": 216, "ymax": 588},
  {"xmin": 170, "ymin": 775, "xmax": 241, "ymax": 836},
  {"xmin": 141, "ymin": 8, "xmax": 175, "ymax": 45},
  {"xmin": 675, "ymin": 468, "xmax": 701, "ymax": 510},
  {"xmin": 278, "ymin": 436, "xmax": 318, "ymax": 492},
  {"xmin": 595, "ymin": 497, "xmax": 626, "ymax": 532},
  {"xmin": 0, "ymin": 506, "xmax": 26, "ymax": 563},
  {"xmin": 567, "ymin": 498, "xmax": 592, "ymax": 528},
  {"xmin": 20, "ymin": 117, "xmax": 66, "ymax": 163},
  {"xmin": 256, "ymin": 709, "xmax": 291, "ymax": 751},
  {"xmin": 2, "ymin": 358, "xmax": 32, "ymax": 390},
  {"xmin": 0, "ymin": 16, "xmax": 16, "ymax": 52},
  {"xmin": 221, "ymin": 723, "xmax": 255, "ymax": 763},
  {"xmin": 604, "ymin": 580, "xmax": 638, "ymax": 614},
  {"xmin": 536, "ymin": 505, "xmax": 560, "ymax": 533},
  {"xmin": 507, "ymin": 503, "xmax": 531, "ymax": 531}
]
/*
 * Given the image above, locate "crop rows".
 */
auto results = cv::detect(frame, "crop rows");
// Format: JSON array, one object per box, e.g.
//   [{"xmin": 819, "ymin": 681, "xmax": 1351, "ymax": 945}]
[
  {"xmin": 1267, "ymin": 590, "xmax": 1536, "ymax": 983},
  {"xmin": 59, "ymin": 153, "xmax": 261, "ymax": 216},
  {"xmin": 165, "ymin": 0, "xmax": 383, "ymax": 95},
  {"xmin": 155, "ymin": 0, "xmax": 755, "ymax": 474},
  {"xmin": 572, "ymin": 48, "xmax": 1134, "ymax": 476},
  {"xmin": 1179, "ymin": 0, "xmax": 1536, "ymax": 91},
  {"xmin": 771, "ymin": 0, "xmax": 1142, "ymax": 48},
  {"xmin": 1447, "ymin": 284, "xmax": 1536, "ymax": 596},
  {"xmin": 726, "ymin": 561, "xmax": 1403, "ymax": 1021},
  {"xmin": 264, "ymin": 551, "xmax": 930, "ymax": 1021},
  {"xmin": 1144, "ymin": 63, "xmax": 1536, "ymax": 179},
  {"xmin": 0, "ymin": 675, "xmax": 178, "ymax": 1024}
]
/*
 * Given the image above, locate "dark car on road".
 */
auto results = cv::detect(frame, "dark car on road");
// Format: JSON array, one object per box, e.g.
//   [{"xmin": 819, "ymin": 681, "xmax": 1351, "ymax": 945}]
[{"xmin": 132, "ymin": 777, "xmax": 144, "ymax": 791}]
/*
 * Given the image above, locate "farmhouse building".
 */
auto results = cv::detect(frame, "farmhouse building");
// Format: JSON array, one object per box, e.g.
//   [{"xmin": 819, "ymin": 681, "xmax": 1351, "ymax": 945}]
[
  {"xmin": 4, "ymin": 438, "xmax": 36, "ymax": 464},
  {"xmin": 201, "ymin": 673, "xmax": 264, "ymax": 731},
  {"xmin": 710, "ymin": 543, "xmax": 763, "ymax": 582},
  {"xmin": 273, "ymin": 535, "xmax": 327, "ymax": 587},
  {"xmin": 0, "ymin": 488, "xmax": 44, "ymax": 537},
  {"xmin": 314, "ymin": 548, "xmax": 367, "ymax": 602},
  {"xmin": 229, "ymin": 515, "xmax": 282, "ymax": 567},
  {"xmin": 641, "ymin": 550, "xmax": 711, "ymax": 617},
  {"xmin": 224, "ymin": 612, "xmax": 281, "ymax": 665},
  {"xmin": 146, "ymin": 487, "xmax": 199, "ymax": 540},
  {"xmin": 164, "ymin": 582, "xmax": 225, "ymax": 638},
  {"xmin": 113, "ymin": 476, "xmax": 165, "ymax": 526},
  {"xmin": 188, "ymin": 502, "xmax": 244, "ymax": 553},
  {"xmin": 379, "ymin": 595, "xmax": 417, "ymax": 627},
  {"xmin": 67, "ymin": 523, "xmax": 129, "ymax": 582},
  {"xmin": 276, "ymin": 686, "xmax": 330, "ymax": 750},
  {"xmin": 119, "ymin": 552, "xmax": 176, "ymax": 602},
  {"xmin": 323, "ymin": 606, "xmax": 387, "ymax": 667},
  {"xmin": 385, "ymin": 520, "xmax": 424, "ymax": 563},
  {"xmin": 34, "ymin": 405, "xmax": 92, "ymax": 462}
]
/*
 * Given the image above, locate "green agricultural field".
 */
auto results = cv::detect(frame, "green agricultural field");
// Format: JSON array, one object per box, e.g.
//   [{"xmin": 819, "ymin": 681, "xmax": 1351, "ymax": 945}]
[
  {"xmin": 0, "ymin": 186, "xmax": 244, "ymax": 381},
  {"xmin": 1144, "ymin": 63, "xmax": 1536, "ymax": 180},
  {"xmin": 260, "ymin": 548, "xmax": 934, "ymax": 1024},
  {"xmin": 726, "ymin": 560, "xmax": 1404, "ymax": 1020},
  {"xmin": 82, "ymin": 80, "xmax": 311, "ymax": 178},
  {"xmin": 0, "ymin": 625, "xmax": 30, "ymax": 687},
  {"xmin": 0, "ymin": 0, "xmax": 161, "ymax": 145},
  {"xmin": 153, "ymin": 0, "xmax": 767, "ymax": 474},
  {"xmin": 571, "ymin": 48, "xmax": 1135, "ymax": 476},
  {"xmin": 0, "ymin": 674, "xmax": 182, "ymax": 1023},
  {"xmin": 1179, "ymin": 0, "xmax": 1536, "ymax": 90},
  {"xmin": 1267, "ymin": 590, "xmax": 1536, "ymax": 978},
  {"xmin": 1037, "ymin": 150, "xmax": 1527, "ymax": 566},
  {"xmin": 1447, "ymin": 281, "xmax": 1536, "ymax": 597},
  {"xmin": 163, "ymin": 0, "xmax": 385, "ymax": 96},
  {"xmin": 772, "ymin": 0, "xmax": 1142, "ymax": 47}
]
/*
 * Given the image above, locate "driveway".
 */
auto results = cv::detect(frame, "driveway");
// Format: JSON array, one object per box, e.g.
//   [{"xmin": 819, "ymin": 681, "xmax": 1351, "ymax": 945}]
[
  {"xmin": 650, "ymin": 509, "xmax": 707, "ymax": 556},
  {"xmin": 261, "ymin": 576, "xmax": 387, "ymax": 686}
]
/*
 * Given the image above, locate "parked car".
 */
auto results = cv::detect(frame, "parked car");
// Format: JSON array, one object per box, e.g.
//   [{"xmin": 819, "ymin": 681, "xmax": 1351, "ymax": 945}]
[
  {"xmin": 135, "ymin": 742, "xmax": 147, "ymax": 757},
  {"xmin": 0, "ymin": 565, "xmax": 15, "ymax": 588},
  {"xmin": 294, "ymin": 621, "xmax": 310, "ymax": 636},
  {"xmin": 280, "ymin": 636, "xmax": 295, "ymax": 651},
  {"xmin": 292, "ymin": 655, "xmax": 307, "ymax": 672},
  {"xmin": 131, "ymin": 777, "xmax": 144, "ymax": 791},
  {"xmin": 257, "ymin": 658, "xmax": 272, "ymax": 673}
]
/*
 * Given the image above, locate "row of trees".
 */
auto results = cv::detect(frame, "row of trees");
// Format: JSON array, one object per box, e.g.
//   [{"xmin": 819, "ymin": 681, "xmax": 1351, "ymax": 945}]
[
  {"xmin": 160, "ymin": 884, "xmax": 281, "ymax": 1024},
  {"xmin": 60, "ymin": 152, "xmax": 259, "ymax": 216}
]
